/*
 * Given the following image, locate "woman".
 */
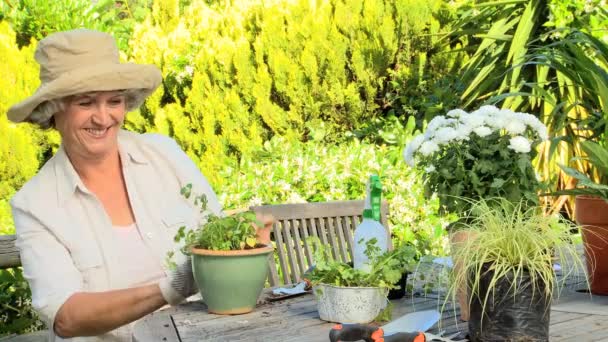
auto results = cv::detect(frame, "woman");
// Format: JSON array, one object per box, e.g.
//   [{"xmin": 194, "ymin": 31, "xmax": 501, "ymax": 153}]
[{"xmin": 8, "ymin": 29, "xmax": 271, "ymax": 341}]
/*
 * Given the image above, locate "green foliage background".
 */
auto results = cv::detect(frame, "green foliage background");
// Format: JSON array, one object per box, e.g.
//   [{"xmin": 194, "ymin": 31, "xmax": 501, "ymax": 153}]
[{"xmin": 0, "ymin": 0, "xmax": 606, "ymax": 336}]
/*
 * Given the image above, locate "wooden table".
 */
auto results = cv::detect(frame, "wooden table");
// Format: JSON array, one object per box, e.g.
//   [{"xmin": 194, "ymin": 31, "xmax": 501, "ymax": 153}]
[
  {"xmin": 133, "ymin": 291, "xmax": 464, "ymax": 342},
  {"xmin": 133, "ymin": 286, "xmax": 608, "ymax": 342}
]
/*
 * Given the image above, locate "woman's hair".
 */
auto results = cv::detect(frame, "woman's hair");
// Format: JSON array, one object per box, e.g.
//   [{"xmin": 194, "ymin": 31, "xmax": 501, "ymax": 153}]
[{"xmin": 28, "ymin": 89, "xmax": 148, "ymax": 129}]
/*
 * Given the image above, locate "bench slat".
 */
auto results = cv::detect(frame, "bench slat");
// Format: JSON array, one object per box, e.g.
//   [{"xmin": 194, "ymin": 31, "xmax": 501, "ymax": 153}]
[{"xmin": 0, "ymin": 235, "xmax": 21, "ymax": 269}]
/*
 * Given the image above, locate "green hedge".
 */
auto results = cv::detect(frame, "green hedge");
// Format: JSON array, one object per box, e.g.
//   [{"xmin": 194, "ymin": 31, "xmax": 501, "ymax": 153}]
[
  {"xmin": 0, "ymin": 0, "xmax": 458, "ymax": 335},
  {"xmin": 125, "ymin": 0, "xmax": 453, "ymax": 187}
]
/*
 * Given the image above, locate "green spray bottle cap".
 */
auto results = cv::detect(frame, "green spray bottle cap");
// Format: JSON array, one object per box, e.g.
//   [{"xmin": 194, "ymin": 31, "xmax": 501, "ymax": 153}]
[
  {"xmin": 369, "ymin": 175, "xmax": 382, "ymax": 222},
  {"xmin": 363, "ymin": 175, "xmax": 382, "ymax": 222}
]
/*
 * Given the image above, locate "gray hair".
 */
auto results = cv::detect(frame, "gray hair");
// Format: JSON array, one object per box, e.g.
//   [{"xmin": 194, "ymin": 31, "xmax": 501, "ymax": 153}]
[{"xmin": 28, "ymin": 89, "xmax": 149, "ymax": 129}]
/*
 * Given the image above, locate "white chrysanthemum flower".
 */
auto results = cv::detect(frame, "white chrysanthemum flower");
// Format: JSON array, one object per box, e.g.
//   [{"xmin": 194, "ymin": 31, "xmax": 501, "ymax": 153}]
[
  {"xmin": 454, "ymin": 124, "xmax": 472, "ymax": 140},
  {"xmin": 508, "ymin": 136, "xmax": 531, "ymax": 153},
  {"xmin": 425, "ymin": 165, "xmax": 436, "ymax": 173},
  {"xmin": 434, "ymin": 127, "xmax": 460, "ymax": 144},
  {"xmin": 403, "ymin": 134, "xmax": 425, "ymax": 166},
  {"xmin": 426, "ymin": 116, "xmax": 447, "ymax": 135},
  {"xmin": 447, "ymin": 109, "xmax": 468, "ymax": 118},
  {"xmin": 410, "ymin": 134, "xmax": 425, "ymax": 150},
  {"xmin": 419, "ymin": 141, "xmax": 440, "ymax": 156},
  {"xmin": 504, "ymin": 120, "xmax": 527, "ymax": 135},
  {"xmin": 473, "ymin": 126, "xmax": 493, "ymax": 137},
  {"xmin": 403, "ymin": 146, "xmax": 415, "ymax": 167},
  {"xmin": 487, "ymin": 116, "xmax": 507, "ymax": 130},
  {"xmin": 460, "ymin": 113, "xmax": 486, "ymax": 128},
  {"xmin": 472, "ymin": 105, "xmax": 500, "ymax": 117}
]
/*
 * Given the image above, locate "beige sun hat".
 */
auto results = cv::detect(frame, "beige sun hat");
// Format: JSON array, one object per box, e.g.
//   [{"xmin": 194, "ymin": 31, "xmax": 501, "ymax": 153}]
[{"xmin": 7, "ymin": 29, "xmax": 162, "ymax": 123}]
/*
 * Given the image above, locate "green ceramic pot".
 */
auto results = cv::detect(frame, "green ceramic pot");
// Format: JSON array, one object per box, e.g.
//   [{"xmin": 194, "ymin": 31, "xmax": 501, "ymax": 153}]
[{"xmin": 191, "ymin": 246, "xmax": 273, "ymax": 314}]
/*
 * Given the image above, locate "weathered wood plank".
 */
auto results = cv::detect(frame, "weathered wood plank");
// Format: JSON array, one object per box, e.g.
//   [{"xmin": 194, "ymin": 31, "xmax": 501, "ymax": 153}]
[
  {"xmin": 266, "ymin": 252, "xmax": 280, "ymax": 287},
  {"xmin": 333, "ymin": 216, "xmax": 349, "ymax": 263},
  {"xmin": 273, "ymin": 221, "xmax": 290, "ymax": 285},
  {"xmin": 0, "ymin": 331, "xmax": 47, "ymax": 342},
  {"xmin": 551, "ymin": 313, "xmax": 608, "ymax": 341},
  {"xmin": 343, "ymin": 216, "xmax": 355, "ymax": 260},
  {"xmin": 290, "ymin": 219, "xmax": 306, "ymax": 278},
  {"xmin": 282, "ymin": 220, "xmax": 300, "ymax": 284},
  {"xmin": 324, "ymin": 217, "xmax": 341, "ymax": 261},
  {"xmin": 132, "ymin": 307, "xmax": 181, "ymax": 342},
  {"xmin": 300, "ymin": 218, "xmax": 314, "ymax": 268},
  {"xmin": 0, "ymin": 235, "xmax": 20, "ymax": 269},
  {"xmin": 314, "ymin": 217, "xmax": 329, "ymax": 247}
]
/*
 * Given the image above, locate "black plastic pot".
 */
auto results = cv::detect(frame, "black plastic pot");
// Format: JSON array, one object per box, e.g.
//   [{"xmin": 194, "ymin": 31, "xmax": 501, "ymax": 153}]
[
  {"xmin": 468, "ymin": 263, "xmax": 550, "ymax": 342},
  {"xmin": 387, "ymin": 272, "xmax": 408, "ymax": 300}
]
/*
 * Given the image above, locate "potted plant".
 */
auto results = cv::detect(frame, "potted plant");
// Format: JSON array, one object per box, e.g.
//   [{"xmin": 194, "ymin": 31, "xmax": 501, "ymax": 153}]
[
  {"xmin": 403, "ymin": 105, "xmax": 549, "ymax": 319},
  {"xmin": 449, "ymin": 198, "xmax": 585, "ymax": 342},
  {"xmin": 173, "ymin": 185, "xmax": 273, "ymax": 315},
  {"xmin": 555, "ymin": 140, "xmax": 608, "ymax": 295},
  {"xmin": 305, "ymin": 238, "xmax": 417, "ymax": 324}
]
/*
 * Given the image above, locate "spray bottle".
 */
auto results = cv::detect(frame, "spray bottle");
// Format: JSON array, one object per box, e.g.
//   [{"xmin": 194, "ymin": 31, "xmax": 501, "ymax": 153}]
[{"xmin": 353, "ymin": 175, "xmax": 388, "ymax": 272}]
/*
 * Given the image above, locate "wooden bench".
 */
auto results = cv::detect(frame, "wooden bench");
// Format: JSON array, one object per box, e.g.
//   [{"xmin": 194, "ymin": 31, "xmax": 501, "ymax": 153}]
[
  {"xmin": 0, "ymin": 235, "xmax": 47, "ymax": 342},
  {"xmin": 0, "ymin": 235, "xmax": 20, "ymax": 269},
  {"xmin": 251, "ymin": 199, "xmax": 390, "ymax": 286}
]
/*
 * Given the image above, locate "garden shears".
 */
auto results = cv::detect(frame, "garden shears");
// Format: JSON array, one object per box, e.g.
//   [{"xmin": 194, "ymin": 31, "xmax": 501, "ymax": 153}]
[{"xmin": 328, "ymin": 310, "xmax": 462, "ymax": 342}]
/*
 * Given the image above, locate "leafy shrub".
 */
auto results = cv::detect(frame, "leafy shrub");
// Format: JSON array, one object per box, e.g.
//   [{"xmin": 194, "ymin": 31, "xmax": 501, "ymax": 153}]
[
  {"xmin": 218, "ymin": 135, "xmax": 451, "ymax": 257},
  {"xmin": 0, "ymin": 21, "xmax": 49, "ymax": 236},
  {"xmin": 0, "ymin": 268, "xmax": 44, "ymax": 336},
  {"xmin": 125, "ymin": 0, "xmax": 452, "ymax": 187},
  {"xmin": 0, "ymin": 0, "xmax": 152, "ymax": 52}
]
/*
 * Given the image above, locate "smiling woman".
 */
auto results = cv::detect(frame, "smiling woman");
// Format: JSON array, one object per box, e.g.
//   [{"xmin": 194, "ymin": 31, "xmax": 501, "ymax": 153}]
[{"xmin": 3, "ymin": 29, "xmax": 273, "ymax": 342}]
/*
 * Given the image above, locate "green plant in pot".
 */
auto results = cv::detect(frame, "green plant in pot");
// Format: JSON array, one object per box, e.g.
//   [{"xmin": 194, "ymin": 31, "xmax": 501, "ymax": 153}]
[
  {"xmin": 554, "ymin": 140, "xmax": 608, "ymax": 295},
  {"xmin": 173, "ymin": 185, "xmax": 273, "ymax": 315},
  {"xmin": 448, "ymin": 198, "xmax": 585, "ymax": 342},
  {"xmin": 305, "ymin": 238, "xmax": 417, "ymax": 324}
]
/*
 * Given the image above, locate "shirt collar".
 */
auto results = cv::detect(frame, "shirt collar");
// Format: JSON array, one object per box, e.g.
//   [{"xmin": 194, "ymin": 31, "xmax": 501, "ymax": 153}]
[{"xmin": 54, "ymin": 129, "xmax": 149, "ymax": 205}]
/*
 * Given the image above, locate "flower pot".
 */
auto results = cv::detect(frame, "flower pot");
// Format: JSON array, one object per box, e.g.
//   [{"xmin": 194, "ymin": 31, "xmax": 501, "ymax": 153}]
[
  {"xmin": 468, "ymin": 263, "xmax": 550, "ymax": 342},
  {"xmin": 575, "ymin": 195, "xmax": 608, "ymax": 295},
  {"xmin": 387, "ymin": 272, "xmax": 408, "ymax": 300},
  {"xmin": 191, "ymin": 246, "xmax": 273, "ymax": 314},
  {"xmin": 314, "ymin": 284, "xmax": 387, "ymax": 324}
]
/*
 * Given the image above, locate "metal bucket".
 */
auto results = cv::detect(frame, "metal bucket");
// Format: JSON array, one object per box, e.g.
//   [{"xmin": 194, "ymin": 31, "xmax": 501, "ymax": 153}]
[{"xmin": 314, "ymin": 284, "xmax": 388, "ymax": 323}]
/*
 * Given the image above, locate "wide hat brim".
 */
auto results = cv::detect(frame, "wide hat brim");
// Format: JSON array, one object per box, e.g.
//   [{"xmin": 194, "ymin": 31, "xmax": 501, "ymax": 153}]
[{"xmin": 7, "ymin": 62, "xmax": 162, "ymax": 123}]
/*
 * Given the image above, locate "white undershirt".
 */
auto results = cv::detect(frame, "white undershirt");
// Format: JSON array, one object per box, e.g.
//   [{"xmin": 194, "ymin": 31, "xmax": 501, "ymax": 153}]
[{"xmin": 111, "ymin": 223, "xmax": 166, "ymax": 287}]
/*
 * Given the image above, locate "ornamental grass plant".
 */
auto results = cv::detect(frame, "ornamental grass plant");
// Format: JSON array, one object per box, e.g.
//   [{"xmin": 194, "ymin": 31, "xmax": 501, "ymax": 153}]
[{"xmin": 448, "ymin": 198, "xmax": 586, "ymax": 318}]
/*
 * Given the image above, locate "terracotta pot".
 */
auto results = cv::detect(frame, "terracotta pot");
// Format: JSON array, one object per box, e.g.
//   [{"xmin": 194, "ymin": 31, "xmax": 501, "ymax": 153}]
[
  {"xmin": 450, "ymin": 229, "xmax": 476, "ymax": 321},
  {"xmin": 575, "ymin": 196, "xmax": 608, "ymax": 295}
]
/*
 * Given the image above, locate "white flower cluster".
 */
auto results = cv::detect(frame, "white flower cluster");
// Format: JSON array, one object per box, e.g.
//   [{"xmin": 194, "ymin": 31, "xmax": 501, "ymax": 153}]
[{"xmin": 403, "ymin": 105, "xmax": 548, "ymax": 168}]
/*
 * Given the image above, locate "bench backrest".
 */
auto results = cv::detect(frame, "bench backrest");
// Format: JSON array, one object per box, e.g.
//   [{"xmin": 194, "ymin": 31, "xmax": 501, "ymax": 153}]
[{"xmin": 251, "ymin": 200, "xmax": 390, "ymax": 286}]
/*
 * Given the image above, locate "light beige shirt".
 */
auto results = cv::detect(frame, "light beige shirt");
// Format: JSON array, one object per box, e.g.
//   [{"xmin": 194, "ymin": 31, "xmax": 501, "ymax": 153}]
[{"xmin": 11, "ymin": 130, "xmax": 222, "ymax": 342}]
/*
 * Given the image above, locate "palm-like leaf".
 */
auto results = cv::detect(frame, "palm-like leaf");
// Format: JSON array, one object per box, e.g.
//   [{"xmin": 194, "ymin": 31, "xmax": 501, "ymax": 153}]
[{"xmin": 447, "ymin": 0, "xmax": 608, "ymax": 214}]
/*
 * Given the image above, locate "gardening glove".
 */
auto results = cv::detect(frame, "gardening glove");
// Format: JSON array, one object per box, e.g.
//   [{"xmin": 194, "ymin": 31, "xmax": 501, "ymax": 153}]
[{"xmin": 158, "ymin": 256, "xmax": 198, "ymax": 306}]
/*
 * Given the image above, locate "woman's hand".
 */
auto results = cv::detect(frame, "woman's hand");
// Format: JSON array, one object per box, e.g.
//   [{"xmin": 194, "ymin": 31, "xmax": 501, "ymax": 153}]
[{"xmin": 254, "ymin": 214, "xmax": 275, "ymax": 246}]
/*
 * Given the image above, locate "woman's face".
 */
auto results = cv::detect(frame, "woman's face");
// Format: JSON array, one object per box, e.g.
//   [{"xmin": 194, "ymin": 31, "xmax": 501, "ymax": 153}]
[{"xmin": 54, "ymin": 91, "xmax": 126, "ymax": 161}]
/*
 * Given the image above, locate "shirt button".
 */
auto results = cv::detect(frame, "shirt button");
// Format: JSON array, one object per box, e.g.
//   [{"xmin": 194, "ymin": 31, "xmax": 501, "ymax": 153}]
[{"xmin": 146, "ymin": 232, "xmax": 154, "ymax": 239}]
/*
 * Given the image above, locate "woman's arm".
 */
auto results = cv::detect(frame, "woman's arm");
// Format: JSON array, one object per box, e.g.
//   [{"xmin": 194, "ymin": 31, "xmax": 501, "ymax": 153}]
[
  {"xmin": 54, "ymin": 284, "xmax": 166, "ymax": 338},
  {"xmin": 13, "ymin": 204, "xmax": 197, "ymax": 338}
]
